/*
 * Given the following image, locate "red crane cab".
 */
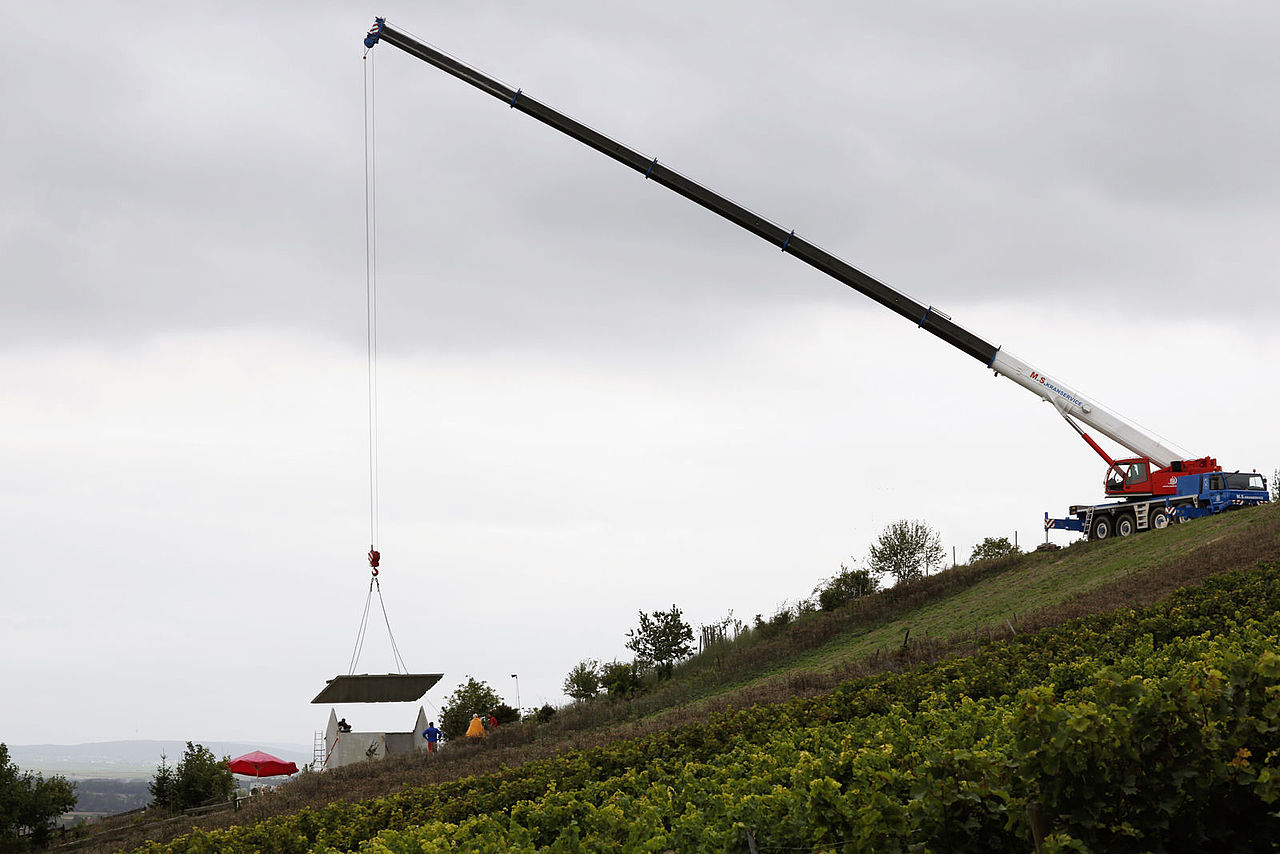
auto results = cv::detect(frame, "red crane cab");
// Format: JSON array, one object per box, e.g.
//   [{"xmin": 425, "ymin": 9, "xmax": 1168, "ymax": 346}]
[{"xmin": 1103, "ymin": 456, "xmax": 1220, "ymax": 498}]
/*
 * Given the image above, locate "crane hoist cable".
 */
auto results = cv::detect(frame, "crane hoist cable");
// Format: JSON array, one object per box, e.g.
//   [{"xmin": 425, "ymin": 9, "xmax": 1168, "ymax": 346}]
[
  {"xmin": 347, "ymin": 574, "xmax": 409, "ymax": 675},
  {"xmin": 345, "ymin": 43, "xmax": 408, "ymax": 677},
  {"xmin": 364, "ymin": 42, "xmax": 380, "ymax": 563}
]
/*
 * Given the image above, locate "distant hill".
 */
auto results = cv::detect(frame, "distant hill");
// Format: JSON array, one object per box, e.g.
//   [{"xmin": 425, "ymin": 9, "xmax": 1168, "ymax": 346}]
[{"xmin": 7, "ymin": 740, "xmax": 312, "ymax": 779}]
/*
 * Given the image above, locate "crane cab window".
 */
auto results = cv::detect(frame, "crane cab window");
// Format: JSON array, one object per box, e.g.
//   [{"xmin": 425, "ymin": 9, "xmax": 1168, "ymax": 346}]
[
  {"xmin": 1223, "ymin": 473, "xmax": 1262, "ymax": 491},
  {"xmin": 1107, "ymin": 462, "xmax": 1148, "ymax": 491},
  {"xmin": 1210, "ymin": 473, "xmax": 1225, "ymax": 491}
]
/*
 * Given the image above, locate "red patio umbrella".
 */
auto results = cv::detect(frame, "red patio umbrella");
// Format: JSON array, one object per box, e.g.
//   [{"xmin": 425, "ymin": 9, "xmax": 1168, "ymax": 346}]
[{"xmin": 226, "ymin": 750, "xmax": 299, "ymax": 781}]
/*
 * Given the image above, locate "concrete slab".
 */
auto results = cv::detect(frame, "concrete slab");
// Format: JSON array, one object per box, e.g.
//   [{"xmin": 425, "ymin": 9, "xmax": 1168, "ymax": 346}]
[{"xmin": 311, "ymin": 673, "xmax": 443, "ymax": 704}]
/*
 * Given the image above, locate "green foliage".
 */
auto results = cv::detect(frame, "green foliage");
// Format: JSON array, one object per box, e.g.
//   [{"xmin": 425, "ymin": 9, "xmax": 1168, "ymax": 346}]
[
  {"xmin": 157, "ymin": 742, "xmax": 235, "ymax": 811},
  {"xmin": 814, "ymin": 563, "xmax": 880, "ymax": 611},
  {"xmin": 491, "ymin": 703, "xmax": 520, "ymax": 725},
  {"xmin": 753, "ymin": 602, "xmax": 801, "ymax": 638},
  {"xmin": 126, "ymin": 564, "xmax": 1280, "ymax": 853},
  {"xmin": 867, "ymin": 518, "xmax": 946, "ymax": 583},
  {"xmin": 598, "ymin": 660, "xmax": 643, "ymax": 698},
  {"xmin": 625, "ymin": 604, "xmax": 694, "ymax": 678},
  {"xmin": 148, "ymin": 753, "xmax": 175, "ymax": 809},
  {"xmin": 439, "ymin": 677, "xmax": 504, "ymax": 739},
  {"xmin": 0, "ymin": 743, "xmax": 77, "ymax": 849},
  {"xmin": 970, "ymin": 535, "xmax": 1021, "ymax": 562},
  {"xmin": 534, "ymin": 704, "xmax": 557, "ymax": 723},
  {"xmin": 563, "ymin": 659, "xmax": 601, "ymax": 701}
]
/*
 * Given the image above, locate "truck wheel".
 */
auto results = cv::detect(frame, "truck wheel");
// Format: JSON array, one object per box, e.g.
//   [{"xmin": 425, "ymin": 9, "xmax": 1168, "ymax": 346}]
[
  {"xmin": 1090, "ymin": 516, "xmax": 1113, "ymax": 541},
  {"xmin": 1149, "ymin": 506, "xmax": 1171, "ymax": 529},
  {"xmin": 1116, "ymin": 513, "xmax": 1137, "ymax": 537}
]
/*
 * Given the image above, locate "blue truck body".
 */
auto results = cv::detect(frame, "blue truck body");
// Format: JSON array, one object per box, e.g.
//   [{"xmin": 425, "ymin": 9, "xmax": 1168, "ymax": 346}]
[{"xmin": 1046, "ymin": 471, "xmax": 1269, "ymax": 541}]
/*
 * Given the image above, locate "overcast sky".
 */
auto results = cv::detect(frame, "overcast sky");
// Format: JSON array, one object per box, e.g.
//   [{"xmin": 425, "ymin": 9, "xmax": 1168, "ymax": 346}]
[{"xmin": 3, "ymin": 2, "xmax": 1278, "ymax": 749}]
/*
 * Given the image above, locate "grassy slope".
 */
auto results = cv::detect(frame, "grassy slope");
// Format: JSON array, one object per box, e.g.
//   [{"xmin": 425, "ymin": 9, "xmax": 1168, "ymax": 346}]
[
  {"xmin": 76, "ymin": 502, "xmax": 1280, "ymax": 852},
  {"xmin": 784, "ymin": 507, "xmax": 1271, "ymax": 674},
  {"xmin": 617, "ymin": 501, "xmax": 1280, "ymax": 721}
]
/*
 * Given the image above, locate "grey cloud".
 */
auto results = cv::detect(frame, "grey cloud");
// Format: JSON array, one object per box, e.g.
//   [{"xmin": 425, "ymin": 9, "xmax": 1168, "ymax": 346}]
[{"xmin": 3, "ymin": 1, "xmax": 1276, "ymax": 355}]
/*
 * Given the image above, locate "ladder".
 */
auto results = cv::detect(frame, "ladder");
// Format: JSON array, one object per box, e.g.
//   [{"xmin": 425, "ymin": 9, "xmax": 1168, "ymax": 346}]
[{"xmin": 313, "ymin": 731, "xmax": 327, "ymax": 770}]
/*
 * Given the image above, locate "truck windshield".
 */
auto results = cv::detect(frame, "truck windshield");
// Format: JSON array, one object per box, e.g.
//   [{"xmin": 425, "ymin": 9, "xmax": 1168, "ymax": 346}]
[{"xmin": 1224, "ymin": 472, "xmax": 1266, "ymax": 491}]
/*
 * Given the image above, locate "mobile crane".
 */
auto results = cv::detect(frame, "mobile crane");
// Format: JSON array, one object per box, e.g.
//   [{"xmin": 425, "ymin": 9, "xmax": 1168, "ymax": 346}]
[{"xmin": 362, "ymin": 18, "xmax": 1269, "ymax": 542}]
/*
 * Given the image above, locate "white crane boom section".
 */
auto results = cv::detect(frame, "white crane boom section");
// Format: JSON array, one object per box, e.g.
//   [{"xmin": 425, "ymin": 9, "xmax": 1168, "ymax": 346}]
[{"xmin": 989, "ymin": 350, "xmax": 1180, "ymax": 467}]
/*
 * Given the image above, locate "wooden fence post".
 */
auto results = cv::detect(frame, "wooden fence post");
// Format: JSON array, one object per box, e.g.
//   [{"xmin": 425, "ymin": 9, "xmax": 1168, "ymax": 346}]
[{"xmin": 1027, "ymin": 801, "xmax": 1047, "ymax": 852}]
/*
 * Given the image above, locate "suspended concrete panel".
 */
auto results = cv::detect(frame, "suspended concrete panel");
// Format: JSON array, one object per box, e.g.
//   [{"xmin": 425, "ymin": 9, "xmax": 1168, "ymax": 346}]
[{"xmin": 311, "ymin": 673, "xmax": 443, "ymax": 704}]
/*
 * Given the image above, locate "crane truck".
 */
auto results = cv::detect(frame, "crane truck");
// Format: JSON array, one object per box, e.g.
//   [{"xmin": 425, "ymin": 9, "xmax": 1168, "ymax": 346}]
[{"xmin": 362, "ymin": 18, "xmax": 1269, "ymax": 542}]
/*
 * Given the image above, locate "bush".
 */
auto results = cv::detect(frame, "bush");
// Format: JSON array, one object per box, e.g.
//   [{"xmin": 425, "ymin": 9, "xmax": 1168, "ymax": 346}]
[
  {"xmin": 599, "ymin": 660, "xmax": 643, "ymax": 698},
  {"xmin": 814, "ymin": 564, "xmax": 880, "ymax": 611},
  {"xmin": 491, "ymin": 703, "xmax": 520, "ymax": 725},
  {"xmin": 970, "ymin": 536, "xmax": 1021, "ymax": 563},
  {"xmin": 753, "ymin": 603, "xmax": 801, "ymax": 638}
]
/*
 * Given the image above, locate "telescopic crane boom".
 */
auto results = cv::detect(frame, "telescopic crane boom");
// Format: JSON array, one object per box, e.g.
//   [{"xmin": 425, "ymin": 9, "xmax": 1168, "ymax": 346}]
[{"xmin": 362, "ymin": 18, "xmax": 1230, "ymax": 504}]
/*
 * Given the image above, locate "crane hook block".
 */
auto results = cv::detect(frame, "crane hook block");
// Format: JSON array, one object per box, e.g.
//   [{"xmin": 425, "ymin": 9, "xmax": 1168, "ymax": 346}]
[
  {"xmin": 364, "ymin": 18, "xmax": 385, "ymax": 49},
  {"xmin": 368, "ymin": 548, "xmax": 381, "ymax": 568}
]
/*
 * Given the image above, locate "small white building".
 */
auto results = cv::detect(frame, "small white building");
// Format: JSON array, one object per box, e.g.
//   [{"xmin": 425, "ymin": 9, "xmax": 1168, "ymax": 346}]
[{"xmin": 322, "ymin": 706, "xmax": 432, "ymax": 769}]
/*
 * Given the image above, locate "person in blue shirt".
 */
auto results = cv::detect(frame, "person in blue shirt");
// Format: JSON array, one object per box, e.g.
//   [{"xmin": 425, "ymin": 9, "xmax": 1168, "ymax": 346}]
[{"xmin": 422, "ymin": 721, "xmax": 443, "ymax": 754}]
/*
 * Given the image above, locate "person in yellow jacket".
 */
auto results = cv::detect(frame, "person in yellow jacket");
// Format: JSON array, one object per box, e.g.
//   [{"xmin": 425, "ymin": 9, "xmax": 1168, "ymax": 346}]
[{"xmin": 464, "ymin": 714, "xmax": 487, "ymax": 738}]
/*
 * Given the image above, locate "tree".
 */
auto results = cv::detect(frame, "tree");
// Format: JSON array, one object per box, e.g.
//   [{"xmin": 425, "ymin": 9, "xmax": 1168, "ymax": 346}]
[
  {"xmin": 439, "ymin": 676, "xmax": 504, "ymax": 739},
  {"xmin": 866, "ymin": 519, "xmax": 945, "ymax": 584},
  {"xmin": 970, "ymin": 536, "xmax": 1021, "ymax": 563},
  {"xmin": 161, "ymin": 742, "xmax": 234, "ymax": 810},
  {"xmin": 814, "ymin": 563, "xmax": 880, "ymax": 611},
  {"xmin": 0, "ymin": 743, "xmax": 77, "ymax": 849},
  {"xmin": 148, "ymin": 753, "xmax": 175, "ymax": 809},
  {"xmin": 563, "ymin": 659, "xmax": 601, "ymax": 701},
  {"xmin": 625, "ymin": 604, "xmax": 695, "ymax": 678},
  {"xmin": 599, "ymin": 660, "xmax": 643, "ymax": 698}
]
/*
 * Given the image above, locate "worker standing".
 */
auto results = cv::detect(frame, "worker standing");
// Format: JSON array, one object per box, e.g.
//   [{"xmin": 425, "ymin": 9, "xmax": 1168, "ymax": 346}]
[
  {"xmin": 422, "ymin": 721, "xmax": 442, "ymax": 754},
  {"xmin": 464, "ymin": 714, "xmax": 487, "ymax": 738}
]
